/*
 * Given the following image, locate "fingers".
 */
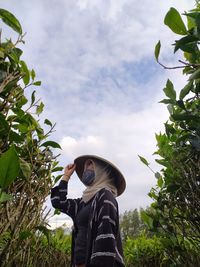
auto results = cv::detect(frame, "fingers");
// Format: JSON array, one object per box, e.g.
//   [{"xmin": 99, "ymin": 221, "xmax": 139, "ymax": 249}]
[
  {"xmin": 67, "ymin": 163, "xmax": 76, "ymax": 171},
  {"xmin": 64, "ymin": 163, "xmax": 76, "ymax": 177},
  {"xmin": 62, "ymin": 163, "xmax": 76, "ymax": 181}
]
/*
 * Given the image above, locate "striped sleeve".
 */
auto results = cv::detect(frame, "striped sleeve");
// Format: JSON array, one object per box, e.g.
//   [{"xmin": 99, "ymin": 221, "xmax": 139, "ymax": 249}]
[
  {"xmin": 90, "ymin": 189, "xmax": 122, "ymax": 267},
  {"xmin": 50, "ymin": 180, "xmax": 81, "ymax": 220}
]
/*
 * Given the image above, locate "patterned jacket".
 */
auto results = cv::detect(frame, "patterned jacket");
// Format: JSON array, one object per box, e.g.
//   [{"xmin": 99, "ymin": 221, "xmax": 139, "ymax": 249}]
[{"xmin": 51, "ymin": 180, "xmax": 125, "ymax": 267}]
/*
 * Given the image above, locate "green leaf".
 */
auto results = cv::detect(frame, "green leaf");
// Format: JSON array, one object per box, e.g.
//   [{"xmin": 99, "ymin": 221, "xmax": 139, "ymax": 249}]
[
  {"xmin": 9, "ymin": 131, "xmax": 24, "ymax": 143},
  {"xmin": 138, "ymin": 155, "xmax": 149, "ymax": 166},
  {"xmin": 159, "ymin": 99, "xmax": 175, "ymax": 105},
  {"xmin": 54, "ymin": 174, "xmax": 63, "ymax": 184},
  {"xmin": 185, "ymin": 12, "xmax": 200, "ymax": 29},
  {"xmin": 54, "ymin": 208, "xmax": 61, "ymax": 215},
  {"xmin": 0, "ymin": 191, "xmax": 13, "ymax": 203},
  {"xmin": 186, "ymin": 14, "xmax": 196, "ymax": 30},
  {"xmin": 148, "ymin": 191, "xmax": 158, "ymax": 201},
  {"xmin": 17, "ymin": 123, "xmax": 28, "ymax": 133},
  {"xmin": 17, "ymin": 95, "xmax": 28, "ymax": 108},
  {"xmin": 44, "ymin": 119, "xmax": 53, "ymax": 127},
  {"xmin": 154, "ymin": 41, "xmax": 161, "ymax": 61},
  {"xmin": 0, "ymin": 9, "xmax": 22, "ymax": 34},
  {"xmin": 12, "ymin": 107, "xmax": 25, "ymax": 118},
  {"xmin": 189, "ymin": 68, "xmax": 200, "ymax": 81},
  {"xmin": 0, "ymin": 114, "xmax": 9, "ymax": 135},
  {"xmin": 31, "ymin": 69, "xmax": 36, "ymax": 80},
  {"xmin": 19, "ymin": 158, "xmax": 31, "ymax": 179},
  {"xmin": 176, "ymin": 100, "xmax": 185, "ymax": 110},
  {"xmin": 33, "ymin": 81, "xmax": 41, "ymax": 86},
  {"xmin": 141, "ymin": 211, "xmax": 154, "ymax": 229},
  {"xmin": 155, "ymin": 158, "xmax": 168, "ymax": 167},
  {"xmin": 52, "ymin": 167, "xmax": 63, "ymax": 172},
  {"xmin": 36, "ymin": 127, "xmax": 44, "ymax": 140},
  {"xmin": 0, "ymin": 49, "xmax": 4, "ymax": 58},
  {"xmin": 172, "ymin": 113, "xmax": 198, "ymax": 121},
  {"xmin": 0, "ymin": 146, "xmax": 20, "ymax": 189},
  {"xmin": 20, "ymin": 60, "xmax": 30, "ymax": 85},
  {"xmin": 8, "ymin": 48, "xmax": 23, "ymax": 63},
  {"xmin": 52, "ymin": 161, "xmax": 59, "ymax": 168},
  {"xmin": 174, "ymin": 35, "xmax": 199, "ymax": 53},
  {"xmin": 31, "ymin": 90, "xmax": 36, "ymax": 105},
  {"xmin": 157, "ymin": 177, "xmax": 163, "ymax": 188},
  {"xmin": 165, "ymin": 123, "xmax": 176, "ymax": 136},
  {"xmin": 8, "ymin": 53, "xmax": 19, "ymax": 64},
  {"xmin": 164, "ymin": 8, "xmax": 187, "ymax": 35},
  {"xmin": 155, "ymin": 172, "xmax": 161, "ymax": 179},
  {"xmin": 13, "ymin": 48, "xmax": 23, "ymax": 60},
  {"xmin": 179, "ymin": 81, "xmax": 193, "ymax": 100},
  {"xmin": 163, "ymin": 79, "xmax": 176, "ymax": 100},
  {"xmin": 167, "ymin": 104, "xmax": 174, "ymax": 115},
  {"xmin": 36, "ymin": 102, "xmax": 44, "ymax": 115},
  {"xmin": 40, "ymin": 141, "xmax": 61, "ymax": 149}
]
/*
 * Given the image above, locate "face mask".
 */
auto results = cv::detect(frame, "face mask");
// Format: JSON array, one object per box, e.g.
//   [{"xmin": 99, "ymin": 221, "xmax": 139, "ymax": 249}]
[{"xmin": 82, "ymin": 169, "xmax": 95, "ymax": 186}]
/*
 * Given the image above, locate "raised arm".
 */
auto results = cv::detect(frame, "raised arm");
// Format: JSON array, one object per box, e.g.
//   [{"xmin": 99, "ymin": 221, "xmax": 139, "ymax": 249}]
[{"xmin": 51, "ymin": 163, "xmax": 82, "ymax": 220}]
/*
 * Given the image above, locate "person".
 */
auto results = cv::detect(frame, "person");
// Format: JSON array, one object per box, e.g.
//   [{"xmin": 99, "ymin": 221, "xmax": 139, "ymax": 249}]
[{"xmin": 51, "ymin": 155, "xmax": 126, "ymax": 267}]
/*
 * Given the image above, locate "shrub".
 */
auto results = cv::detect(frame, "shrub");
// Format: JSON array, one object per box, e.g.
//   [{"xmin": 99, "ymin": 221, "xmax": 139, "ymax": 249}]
[
  {"xmin": 124, "ymin": 235, "xmax": 164, "ymax": 267},
  {"xmin": 0, "ymin": 8, "xmax": 63, "ymax": 266},
  {"xmin": 140, "ymin": 3, "xmax": 200, "ymax": 266}
]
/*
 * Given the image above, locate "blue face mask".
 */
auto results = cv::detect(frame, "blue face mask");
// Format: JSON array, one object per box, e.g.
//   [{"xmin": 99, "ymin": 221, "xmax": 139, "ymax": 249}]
[{"xmin": 82, "ymin": 169, "xmax": 95, "ymax": 186}]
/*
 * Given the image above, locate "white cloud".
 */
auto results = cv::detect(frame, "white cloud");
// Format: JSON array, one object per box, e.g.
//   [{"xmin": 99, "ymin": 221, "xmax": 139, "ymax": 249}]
[{"xmin": 1, "ymin": 0, "xmax": 193, "ymax": 88}]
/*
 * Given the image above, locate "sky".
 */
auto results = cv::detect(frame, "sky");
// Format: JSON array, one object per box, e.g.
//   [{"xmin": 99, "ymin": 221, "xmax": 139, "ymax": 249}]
[{"xmin": 0, "ymin": 0, "xmax": 194, "ymax": 228}]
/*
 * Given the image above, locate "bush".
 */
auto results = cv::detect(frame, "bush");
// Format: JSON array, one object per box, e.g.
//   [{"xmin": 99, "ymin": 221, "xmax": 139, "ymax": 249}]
[
  {"xmin": 124, "ymin": 235, "xmax": 164, "ymax": 267},
  {"xmin": 140, "ymin": 3, "xmax": 200, "ymax": 266},
  {"xmin": 0, "ymin": 8, "xmax": 63, "ymax": 266}
]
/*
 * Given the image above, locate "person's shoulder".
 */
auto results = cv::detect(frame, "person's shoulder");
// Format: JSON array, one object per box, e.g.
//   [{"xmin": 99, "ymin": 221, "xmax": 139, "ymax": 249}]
[{"xmin": 97, "ymin": 188, "xmax": 117, "ymax": 204}]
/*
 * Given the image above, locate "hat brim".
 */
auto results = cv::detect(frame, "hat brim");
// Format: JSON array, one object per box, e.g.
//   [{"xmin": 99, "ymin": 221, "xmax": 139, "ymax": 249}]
[{"xmin": 74, "ymin": 155, "xmax": 126, "ymax": 196}]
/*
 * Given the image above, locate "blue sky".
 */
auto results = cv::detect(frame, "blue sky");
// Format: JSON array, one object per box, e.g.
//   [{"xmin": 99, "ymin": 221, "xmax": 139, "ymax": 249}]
[{"xmin": 1, "ymin": 0, "xmax": 193, "ymax": 228}]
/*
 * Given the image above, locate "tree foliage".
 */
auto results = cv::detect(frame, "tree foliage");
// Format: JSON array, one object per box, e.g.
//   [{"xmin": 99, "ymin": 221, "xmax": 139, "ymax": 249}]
[
  {"xmin": 120, "ymin": 208, "xmax": 149, "ymax": 241},
  {"xmin": 141, "ymin": 3, "xmax": 200, "ymax": 266},
  {"xmin": 0, "ymin": 8, "xmax": 63, "ymax": 266}
]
